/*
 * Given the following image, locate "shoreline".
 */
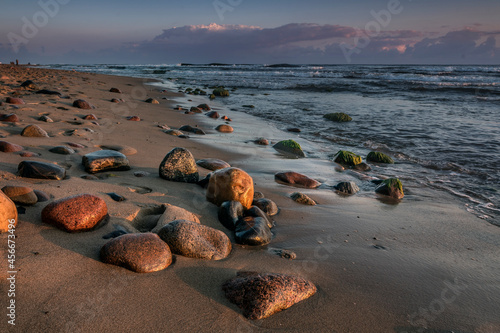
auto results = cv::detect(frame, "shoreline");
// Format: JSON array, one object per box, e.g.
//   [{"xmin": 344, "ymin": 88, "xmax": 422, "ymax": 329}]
[{"xmin": 1, "ymin": 64, "xmax": 499, "ymax": 332}]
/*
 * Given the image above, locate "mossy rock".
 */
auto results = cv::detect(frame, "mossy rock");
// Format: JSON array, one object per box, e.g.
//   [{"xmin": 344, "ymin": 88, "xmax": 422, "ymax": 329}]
[
  {"xmin": 243, "ymin": 105, "xmax": 255, "ymax": 108},
  {"xmin": 323, "ymin": 113, "xmax": 352, "ymax": 122},
  {"xmin": 334, "ymin": 150, "xmax": 362, "ymax": 166},
  {"xmin": 367, "ymin": 152, "xmax": 394, "ymax": 164},
  {"xmin": 213, "ymin": 87, "xmax": 230, "ymax": 97},
  {"xmin": 209, "ymin": 94, "xmax": 216, "ymax": 100},
  {"xmin": 273, "ymin": 140, "xmax": 305, "ymax": 158},
  {"xmin": 375, "ymin": 178, "xmax": 404, "ymax": 199}
]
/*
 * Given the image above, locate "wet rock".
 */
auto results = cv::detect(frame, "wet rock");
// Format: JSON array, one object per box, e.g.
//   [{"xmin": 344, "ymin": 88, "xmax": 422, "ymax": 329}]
[
  {"xmin": 0, "ymin": 141, "xmax": 23, "ymax": 153},
  {"xmin": 275, "ymin": 171, "xmax": 321, "ymax": 188},
  {"xmin": 222, "ymin": 272, "xmax": 317, "ymax": 320},
  {"xmin": 273, "ymin": 139, "xmax": 305, "ymax": 158},
  {"xmin": 253, "ymin": 198, "xmax": 279, "ymax": 216},
  {"xmin": 145, "ymin": 98, "xmax": 159, "ymax": 104},
  {"xmin": 6, "ymin": 97, "xmax": 25, "ymax": 105},
  {"xmin": 99, "ymin": 144, "xmax": 137, "ymax": 156},
  {"xmin": 21, "ymin": 124, "xmax": 49, "ymax": 137},
  {"xmin": 1, "ymin": 186, "xmax": 38, "ymax": 205},
  {"xmin": 163, "ymin": 129, "xmax": 184, "ymax": 136},
  {"xmin": 212, "ymin": 87, "xmax": 229, "ymax": 97},
  {"xmin": 206, "ymin": 111, "xmax": 219, "ymax": 119},
  {"xmin": 189, "ymin": 106, "xmax": 203, "ymax": 113},
  {"xmin": 49, "ymin": 146, "xmax": 75, "ymax": 155},
  {"xmin": 245, "ymin": 206, "xmax": 273, "ymax": 229},
  {"xmin": 207, "ymin": 167, "xmax": 254, "ymax": 209},
  {"xmin": 36, "ymin": 89, "xmax": 62, "ymax": 96},
  {"xmin": 100, "ymin": 233, "xmax": 172, "ymax": 273},
  {"xmin": 39, "ymin": 115, "xmax": 53, "ymax": 122},
  {"xmin": 375, "ymin": 178, "xmax": 404, "ymax": 199},
  {"xmin": 323, "ymin": 112, "xmax": 352, "ymax": 122},
  {"xmin": 216, "ymin": 124, "xmax": 234, "ymax": 133},
  {"xmin": 73, "ymin": 99, "xmax": 95, "ymax": 109},
  {"xmin": 82, "ymin": 150, "xmax": 130, "ymax": 174},
  {"xmin": 179, "ymin": 125, "xmax": 205, "ymax": 135},
  {"xmin": 254, "ymin": 138, "xmax": 269, "ymax": 145},
  {"xmin": 41, "ymin": 194, "xmax": 108, "ymax": 232},
  {"xmin": 334, "ymin": 150, "xmax": 362, "ymax": 167},
  {"xmin": 0, "ymin": 190, "xmax": 18, "ymax": 233},
  {"xmin": 290, "ymin": 192, "xmax": 316, "ymax": 205},
  {"xmin": 287, "ymin": 128, "xmax": 301, "ymax": 132},
  {"xmin": 234, "ymin": 216, "xmax": 272, "ymax": 246},
  {"xmin": 106, "ymin": 192, "xmax": 126, "ymax": 202},
  {"xmin": 158, "ymin": 220, "xmax": 231, "ymax": 260},
  {"xmin": 126, "ymin": 116, "xmax": 141, "ymax": 121},
  {"xmin": 197, "ymin": 103, "xmax": 211, "ymax": 111},
  {"xmin": 353, "ymin": 162, "xmax": 371, "ymax": 171},
  {"xmin": 367, "ymin": 151, "xmax": 394, "ymax": 164},
  {"xmin": 221, "ymin": 116, "xmax": 231, "ymax": 121},
  {"xmin": 18, "ymin": 161, "xmax": 66, "ymax": 180},
  {"xmin": 196, "ymin": 158, "xmax": 230, "ymax": 171},
  {"xmin": 109, "ymin": 87, "xmax": 122, "ymax": 93},
  {"xmin": 151, "ymin": 203, "xmax": 201, "ymax": 233},
  {"xmin": 159, "ymin": 147, "xmax": 199, "ymax": 183},
  {"xmin": 0, "ymin": 113, "xmax": 20, "ymax": 122},
  {"xmin": 218, "ymin": 200, "xmax": 244, "ymax": 230},
  {"xmin": 21, "ymin": 80, "xmax": 39, "ymax": 90},
  {"xmin": 335, "ymin": 181, "xmax": 360, "ymax": 195}
]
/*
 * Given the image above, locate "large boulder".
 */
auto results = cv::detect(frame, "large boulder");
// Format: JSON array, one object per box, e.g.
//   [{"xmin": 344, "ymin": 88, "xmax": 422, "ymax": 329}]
[
  {"xmin": 157, "ymin": 220, "xmax": 231, "ymax": 260},
  {"xmin": 21, "ymin": 124, "xmax": 49, "ymax": 137},
  {"xmin": 234, "ymin": 216, "xmax": 272, "ymax": 246},
  {"xmin": 159, "ymin": 147, "xmax": 199, "ymax": 183},
  {"xmin": 18, "ymin": 161, "xmax": 66, "ymax": 180},
  {"xmin": 0, "ymin": 190, "xmax": 18, "ymax": 233},
  {"xmin": 1, "ymin": 186, "xmax": 38, "ymax": 205},
  {"xmin": 273, "ymin": 140, "xmax": 305, "ymax": 158},
  {"xmin": 375, "ymin": 178, "xmax": 404, "ymax": 199},
  {"xmin": 222, "ymin": 272, "xmax": 317, "ymax": 319},
  {"xmin": 100, "ymin": 233, "xmax": 172, "ymax": 273},
  {"xmin": 334, "ymin": 150, "xmax": 362, "ymax": 167},
  {"xmin": 367, "ymin": 151, "xmax": 394, "ymax": 164},
  {"xmin": 206, "ymin": 167, "xmax": 254, "ymax": 209},
  {"xmin": 41, "ymin": 194, "xmax": 108, "ymax": 232},
  {"xmin": 275, "ymin": 171, "xmax": 321, "ymax": 188},
  {"xmin": 82, "ymin": 150, "xmax": 130, "ymax": 174}
]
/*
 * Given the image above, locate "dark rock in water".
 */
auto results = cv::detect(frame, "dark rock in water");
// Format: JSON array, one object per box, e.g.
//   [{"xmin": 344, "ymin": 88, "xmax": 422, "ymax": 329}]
[
  {"xmin": 82, "ymin": 150, "xmax": 130, "ymax": 174},
  {"xmin": 18, "ymin": 161, "xmax": 66, "ymax": 180},
  {"xmin": 323, "ymin": 112, "xmax": 352, "ymax": 122},
  {"xmin": 41, "ymin": 194, "xmax": 109, "ymax": 232},
  {"xmin": 254, "ymin": 138, "xmax": 269, "ymax": 145},
  {"xmin": 157, "ymin": 220, "xmax": 231, "ymax": 260},
  {"xmin": 353, "ymin": 162, "xmax": 371, "ymax": 171},
  {"xmin": 159, "ymin": 147, "xmax": 199, "ymax": 183},
  {"xmin": 216, "ymin": 124, "xmax": 233, "ymax": 133},
  {"xmin": 222, "ymin": 272, "xmax": 317, "ymax": 320},
  {"xmin": 367, "ymin": 151, "xmax": 394, "ymax": 164},
  {"xmin": 179, "ymin": 125, "xmax": 205, "ymax": 135},
  {"xmin": 375, "ymin": 178, "xmax": 404, "ymax": 199},
  {"xmin": 335, "ymin": 181, "xmax": 360, "ymax": 195},
  {"xmin": 145, "ymin": 98, "xmax": 159, "ymax": 104},
  {"xmin": 106, "ymin": 192, "xmax": 126, "ymax": 202},
  {"xmin": 0, "ymin": 113, "xmax": 20, "ymax": 122},
  {"xmin": 0, "ymin": 141, "xmax": 23, "ymax": 153},
  {"xmin": 109, "ymin": 87, "xmax": 122, "ymax": 93},
  {"xmin": 206, "ymin": 111, "xmax": 219, "ymax": 119},
  {"xmin": 196, "ymin": 158, "xmax": 230, "ymax": 171},
  {"xmin": 100, "ymin": 233, "xmax": 172, "ymax": 273},
  {"xmin": 73, "ymin": 99, "xmax": 95, "ymax": 109},
  {"xmin": 234, "ymin": 216, "xmax": 272, "ymax": 246},
  {"xmin": 334, "ymin": 150, "xmax": 362, "ymax": 166},
  {"xmin": 1, "ymin": 186, "xmax": 38, "ymax": 205},
  {"xmin": 287, "ymin": 128, "xmax": 301, "ymax": 133},
  {"xmin": 33, "ymin": 190, "xmax": 50, "ymax": 202},
  {"xmin": 275, "ymin": 171, "xmax": 321, "ymax": 188},
  {"xmin": 197, "ymin": 103, "xmax": 211, "ymax": 111},
  {"xmin": 212, "ymin": 87, "xmax": 229, "ymax": 97},
  {"xmin": 189, "ymin": 106, "xmax": 203, "ymax": 113},
  {"xmin": 36, "ymin": 89, "xmax": 62, "ymax": 96},
  {"xmin": 6, "ymin": 97, "xmax": 25, "ymax": 105},
  {"xmin": 39, "ymin": 115, "xmax": 53, "ymax": 123},
  {"xmin": 197, "ymin": 173, "xmax": 212, "ymax": 188},
  {"xmin": 245, "ymin": 206, "xmax": 273, "ymax": 229},
  {"xmin": 218, "ymin": 200, "xmax": 244, "ymax": 230},
  {"xmin": 21, "ymin": 80, "xmax": 38, "ymax": 90},
  {"xmin": 253, "ymin": 198, "xmax": 279, "ymax": 216},
  {"xmin": 49, "ymin": 146, "xmax": 75, "ymax": 155},
  {"xmin": 273, "ymin": 140, "xmax": 305, "ymax": 158},
  {"xmin": 21, "ymin": 124, "xmax": 49, "ymax": 137},
  {"xmin": 290, "ymin": 192, "xmax": 316, "ymax": 205},
  {"xmin": 242, "ymin": 105, "xmax": 255, "ymax": 108}
]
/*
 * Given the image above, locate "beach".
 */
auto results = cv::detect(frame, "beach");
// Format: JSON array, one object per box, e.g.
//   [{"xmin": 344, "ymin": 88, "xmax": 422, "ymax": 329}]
[{"xmin": 1, "ymin": 64, "xmax": 499, "ymax": 332}]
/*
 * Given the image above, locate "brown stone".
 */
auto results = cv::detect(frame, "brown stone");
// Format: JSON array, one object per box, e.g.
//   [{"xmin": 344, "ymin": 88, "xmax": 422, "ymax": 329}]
[
  {"xmin": 100, "ymin": 233, "xmax": 172, "ymax": 273},
  {"xmin": 0, "ymin": 190, "xmax": 18, "ymax": 233},
  {"xmin": 83, "ymin": 114, "xmax": 98, "ymax": 120},
  {"xmin": 6, "ymin": 97, "xmax": 25, "ymax": 105},
  {"xmin": 206, "ymin": 111, "xmax": 219, "ymax": 118},
  {"xmin": 41, "ymin": 194, "xmax": 108, "ymax": 232},
  {"xmin": 0, "ymin": 113, "xmax": 20, "ymax": 122},
  {"xmin": 290, "ymin": 192, "xmax": 317, "ymax": 205},
  {"xmin": 109, "ymin": 87, "xmax": 122, "ymax": 93},
  {"xmin": 216, "ymin": 124, "xmax": 233, "ymax": 133},
  {"xmin": 151, "ymin": 203, "xmax": 200, "ymax": 233},
  {"xmin": 1, "ymin": 186, "xmax": 38, "ymax": 205},
  {"xmin": 223, "ymin": 272, "xmax": 317, "ymax": 320},
  {"xmin": 21, "ymin": 124, "xmax": 49, "ymax": 137},
  {"xmin": 126, "ymin": 116, "xmax": 141, "ymax": 121},
  {"xmin": 196, "ymin": 158, "xmax": 231, "ymax": 171},
  {"xmin": 275, "ymin": 171, "xmax": 321, "ymax": 188},
  {"xmin": 73, "ymin": 99, "xmax": 95, "ymax": 109},
  {"xmin": 145, "ymin": 98, "xmax": 159, "ymax": 104},
  {"xmin": 0, "ymin": 141, "xmax": 23, "ymax": 153},
  {"xmin": 207, "ymin": 167, "xmax": 254, "ymax": 209}
]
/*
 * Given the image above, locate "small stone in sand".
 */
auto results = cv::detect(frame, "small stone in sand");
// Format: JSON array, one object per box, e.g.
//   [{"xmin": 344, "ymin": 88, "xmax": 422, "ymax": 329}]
[
  {"xmin": 0, "ymin": 141, "xmax": 23, "ymax": 153},
  {"xmin": 290, "ymin": 192, "xmax": 317, "ymax": 206},
  {"xmin": 20, "ymin": 80, "xmax": 39, "ymax": 90},
  {"xmin": 49, "ymin": 146, "xmax": 75, "ymax": 155},
  {"xmin": 0, "ymin": 190, "xmax": 18, "ymax": 233},
  {"xmin": 206, "ymin": 111, "xmax": 219, "ymax": 119},
  {"xmin": 273, "ymin": 139, "xmax": 305, "ymax": 158},
  {"xmin": 375, "ymin": 178, "xmax": 404, "ymax": 199},
  {"xmin": 21, "ymin": 124, "xmax": 49, "ymax": 137},
  {"xmin": 33, "ymin": 190, "xmax": 50, "ymax": 202},
  {"xmin": 82, "ymin": 150, "xmax": 130, "ymax": 174},
  {"xmin": 234, "ymin": 216, "xmax": 272, "ymax": 246},
  {"xmin": 163, "ymin": 129, "xmax": 184, "ymax": 136},
  {"xmin": 221, "ymin": 116, "xmax": 232, "ymax": 121},
  {"xmin": 275, "ymin": 171, "xmax": 321, "ymax": 189},
  {"xmin": 0, "ymin": 113, "xmax": 20, "ymax": 122},
  {"xmin": 145, "ymin": 98, "xmax": 159, "ymax": 104},
  {"xmin": 36, "ymin": 89, "xmax": 62, "ymax": 96},
  {"xmin": 106, "ymin": 192, "xmax": 126, "ymax": 202},
  {"xmin": 18, "ymin": 161, "xmax": 66, "ymax": 180},
  {"xmin": 179, "ymin": 125, "xmax": 205, "ymax": 135},
  {"xmin": 126, "ymin": 116, "xmax": 141, "ymax": 121},
  {"xmin": 253, "ymin": 192, "xmax": 265, "ymax": 200},
  {"xmin": 335, "ymin": 181, "xmax": 360, "ymax": 195},
  {"xmin": 83, "ymin": 114, "xmax": 98, "ymax": 120},
  {"xmin": 73, "ymin": 99, "xmax": 95, "ymax": 109},
  {"xmin": 196, "ymin": 158, "xmax": 230, "ymax": 171},
  {"xmin": 269, "ymin": 248, "xmax": 297, "ymax": 260},
  {"xmin": 39, "ymin": 115, "xmax": 53, "ymax": 123},
  {"xmin": 19, "ymin": 151, "xmax": 40, "ymax": 157},
  {"xmin": 216, "ymin": 124, "xmax": 233, "ymax": 133},
  {"xmin": 1, "ymin": 186, "xmax": 38, "ymax": 205},
  {"xmin": 206, "ymin": 167, "xmax": 254, "ymax": 209},
  {"xmin": 158, "ymin": 147, "xmax": 199, "ymax": 183},
  {"xmin": 254, "ymin": 138, "xmax": 269, "ymax": 145},
  {"xmin": 109, "ymin": 87, "xmax": 122, "ymax": 93},
  {"xmin": 197, "ymin": 103, "xmax": 211, "ymax": 111},
  {"xmin": 6, "ymin": 97, "xmax": 25, "ymax": 105}
]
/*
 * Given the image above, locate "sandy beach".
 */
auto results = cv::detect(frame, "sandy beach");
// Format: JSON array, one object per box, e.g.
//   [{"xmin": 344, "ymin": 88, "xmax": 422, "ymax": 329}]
[{"xmin": 1, "ymin": 64, "xmax": 499, "ymax": 333}]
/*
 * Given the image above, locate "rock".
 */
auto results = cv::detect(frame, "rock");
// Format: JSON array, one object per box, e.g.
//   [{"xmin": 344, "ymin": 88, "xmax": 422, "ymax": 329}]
[
  {"xmin": 367, "ymin": 151, "xmax": 394, "ymax": 164},
  {"xmin": 218, "ymin": 201, "xmax": 244, "ymax": 230},
  {"xmin": 145, "ymin": 98, "xmax": 159, "ymax": 104},
  {"xmin": 126, "ymin": 116, "xmax": 141, "ymax": 121},
  {"xmin": 0, "ymin": 141, "xmax": 23, "ymax": 153},
  {"xmin": 235, "ymin": 216, "xmax": 272, "ymax": 246},
  {"xmin": 41, "ymin": 194, "xmax": 108, "ymax": 232},
  {"xmin": 1, "ymin": 186, "xmax": 38, "ymax": 205},
  {"xmin": 151, "ymin": 203, "xmax": 201, "ymax": 233},
  {"xmin": 109, "ymin": 87, "xmax": 122, "ymax": 93},
  {"xmin": 33, "ymin": 190, "xmax": 50, "ymax": 202},
  {"xmin": 19, "ymin": 151, "xmax": 40, "ymax": 157},
  {"xmin": 269, "ymin": 248, "xmax": 297, "ymax": 260},
  {"xmin": 6, "ymin": 97, "xmax": 25, "ymax": 105},
  {"xmin": 253, "ymin": 198, "xmax": 279, "ymax": 216},
  {"xmin": 290, "ymin": 192, "xmax": 316, "ymax": 205},
  {"xmin": 83, "ymin": 114, "xmax": 98, "ymax": 120},
  {"xmin": 254, "ymin": 138, "xmax": 269, "ymax": 145},
  {"xmin": 275, "ymin": 171, "xmax": 321, "ymax": 188},
  {"xmin": 82, "ymin": 150, "xmax": 130, "ymax": 174},
  {"xmin": 197, "ymin": 103, "xmax": 211, "ymax": 111},
  {"xmin": 99, "ymin": 145, "xmax": 137, "ymax": 156},
  {"xmin": 273, "ymin": 140, "xmax": 305, "ymax": 158},
  {"xmin": 196, "ymin": 158, "xmax": 230, "ymax": 171},
  {"xmin": 179, "ymin": 125, "xmax": 205, "ymax": 135},
  {"xmin": 67, "ymin": 142, "xmax": 86, "ymax": 148},
  {"xmin": 216, "ymin": 124, "xmax": 233, "ymax": 133},
  {"xmin": 21, "ymin": 80, "xmax": 38, "ymax": 90},
  {"xmin": 287, "ymin": 128, "xmax": 301, "ymax": 133},
  {"xmin": 158, "ymin": 147, "xmax": 199, "ymax": 183},
  {"xmin": 206, "ymin": 167, "xmax": 254, "ymax": 209},
  {"xmin": 222, "ymin": 272, "xmax": 317, "ymax": 319},
  {"xmin": 39, "ymin": 115, "xmax": 53, "ymax": 122},
  {"xmin": 106, "ymin": 192, "xmax": 126, "ymax": 202},
  {"xmin": 21, "ymin": 124, "xmax": 49, "ymax": 137},
  {"xmin": 0, "ymin": 190, "xmax": 18, "ymax": 233},
  {"xmin": 36, "ymin": 89, "xmax": 62, "ymax": 96},
  {"xmin": 0, "ymin": 113, "xmax": 20, "ymax": 122},
  {"xmin": 375, "ymin": 178, "xmax": 404, "ymax": 199},
  {"xmin": 245, "ymin": 206, "xmax": 273, "ymax": 229},
  {"xmin": 253, "ymin": 191, "xmax": 265, "ymax": 200},
  {"xmin": 100, "ymin": 233, "xmax": 172, "ymax": 273},
  {"xmin": 209, "ymin": 94, "xmax": 215, "ymax": 100},
  {"xmin": 157, "ymin": 220, "xmax": 231, "ymax": 260},
  {"xmin": 73, "ymin": 99, "xmax": 95, "ymax": 109},
  {"xmin": 206, "ymin": 111, "xmax": 219, "ymax": 119},
  {"xmin": 18, "ymin": 161, "xmax": 66, "ymax": 180},
  {"xmin": 334, "ymin": 150, "xmax": 362, "ymax": 166},
  {"xmin": 163, "ymin": 129, "xmax": 184, "ymax": 136},
  {"xmin": 197, "ymin": 173, "xmax": 211, "ymax": 188},
  {"xmin": 134, "ymin": 171, "xmax": 150, "ymax": 177},
  {"xmin": 189, "ymin": 106, "xmax": 203, "ymax": 113},
  {"xmin": 323, "ymin": 112, "xmax": 352, "ymax": 122},
  {"xmin": 213, "ymin": 87, "xmax": 229, "ymax": 97},
  {"xmin": 242, "ymin": 105, "xmax": 255, "ymax": 108},
  {"xmin": 353, "ymin": 162, "xmax": 371, "ymax": 171},
  {"xmin": 221, "ymin": 116, "xmax": 231, "ymax": 121},
  {"xmin": 49, "ymin": 146, "xmax": 75, "ymax": 155},
  {"xmin": 111, "ymin": 98, "xmax": 121, "ymax": 103},
  {"xmin": 335, "ymin": 181, "xmax": 360, "ymax": 195}
]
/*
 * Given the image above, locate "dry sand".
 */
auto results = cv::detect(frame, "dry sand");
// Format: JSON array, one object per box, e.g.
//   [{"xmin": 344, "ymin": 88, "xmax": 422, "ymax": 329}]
[{"xmin": 0, "ymin": 64, "xmax": 499, "ymax": 333}]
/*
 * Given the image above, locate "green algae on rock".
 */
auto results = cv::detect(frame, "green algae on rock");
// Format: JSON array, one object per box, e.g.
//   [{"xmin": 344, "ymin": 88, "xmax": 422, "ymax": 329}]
[
  {"xmin": 375, "ymin": 178, "xmax": 404, "ymax": 199},
  {"xmin": 323, "ymin": 112, "xmax": 352, "ymax": 122},
  {"xmin": 273, "ymin": 139, "xmax": 305, "ymax": 158},
  {"xmin": 334, "ymin": 150, "xmax": 362, "ymax": 166},
  {"xmin": 212, "ymin": 87, "xmax": 230, "ymax": 97},
  {"xmin": 367, "ymin": 151, "xmax": 394, "ymax": 164}
]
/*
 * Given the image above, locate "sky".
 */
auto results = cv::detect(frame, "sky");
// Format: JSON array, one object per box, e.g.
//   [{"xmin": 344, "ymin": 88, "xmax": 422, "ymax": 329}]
[{"xmin": 0, "ymin": 0, "xmax": 499, "ymax": 64}]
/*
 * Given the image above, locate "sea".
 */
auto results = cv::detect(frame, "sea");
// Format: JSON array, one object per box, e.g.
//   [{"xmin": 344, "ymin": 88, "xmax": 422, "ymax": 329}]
[{"xmin": 44, "ymin": 64, "xmax": 500, "ymax": 224}]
